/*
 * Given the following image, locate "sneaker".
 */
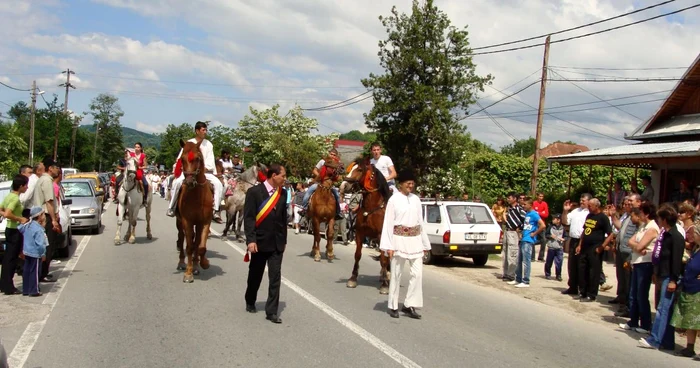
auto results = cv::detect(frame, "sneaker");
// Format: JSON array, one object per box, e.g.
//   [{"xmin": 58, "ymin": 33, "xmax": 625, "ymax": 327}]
[
  {"xmin": 618, "ymin": 323, "xmax": 633, "ymax": 331},
  {"xmin": 51, "ymin": 259, "xmax": 61, "ymax": 265},
  {"xmin": 506, "ymin": 280, "xmax": 518, "ymax": 285},
  {"xmin": 634, "ymin": 328, "xmax": 650, "ymax": 334},
  {"xmin": 545, "ymin": 275, "xmax": 551, "ymax": 280},
  {"xmin": 515, "ymin": 283, "xmax": 530, "ymax": 288},
  {"xmin": 638, "ymin": 338, "xmax": 655, "ymax": 349},
  {"xmin": 556, "ymin": 276, "xmax": 563, "ymax": 282}
]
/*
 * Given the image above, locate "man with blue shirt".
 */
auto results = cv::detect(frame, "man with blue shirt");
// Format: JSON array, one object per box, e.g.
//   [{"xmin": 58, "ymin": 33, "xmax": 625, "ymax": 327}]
[{"xmin": 509, "ymin": 197, "xmax": 545, "ymax": 288}]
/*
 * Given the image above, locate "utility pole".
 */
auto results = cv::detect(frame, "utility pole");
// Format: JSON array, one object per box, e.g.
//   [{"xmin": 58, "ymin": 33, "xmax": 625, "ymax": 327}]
[
  {"xmin": 54, "ymin": 69, "xmax": 75, "ymax": 161},
  {"xmin": 93, "ymin": 124, "xmax": 100, "ymax": 171},
  {"xmin": 29, "ymin": 81, "xmax": 38, "ymax": 166},
  {"xmin": 530, "ymin": 35, "xmax": 550, "ymax": 196},
  {"xmin": 69, "ymin": 114, "xmax": 82, "ymax": 168}
]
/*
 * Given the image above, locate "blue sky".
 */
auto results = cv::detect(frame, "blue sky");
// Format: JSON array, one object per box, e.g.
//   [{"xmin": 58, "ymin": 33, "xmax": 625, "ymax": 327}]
[{"xmin": 0, "ymin": 0, "xmax": 698, "ymax": 151}]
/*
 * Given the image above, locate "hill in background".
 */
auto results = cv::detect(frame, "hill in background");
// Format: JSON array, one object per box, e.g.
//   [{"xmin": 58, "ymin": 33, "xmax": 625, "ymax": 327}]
[{"xmin": 80, "ymin": 125, "xmax": 160, "ymax": 149}]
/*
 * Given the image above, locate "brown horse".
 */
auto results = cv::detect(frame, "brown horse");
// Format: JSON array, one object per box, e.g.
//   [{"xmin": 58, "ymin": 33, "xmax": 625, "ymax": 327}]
[
  {"xmin": 344, "ymin": 158, "xmax": 392, "ymax": 293},
  {"xmin": 309, "ymin": 177, "xmax": 337, "ymax": 262},
  {"xmin": 175, "ymin": 139, "xmax": 213, "ymax": 283}
]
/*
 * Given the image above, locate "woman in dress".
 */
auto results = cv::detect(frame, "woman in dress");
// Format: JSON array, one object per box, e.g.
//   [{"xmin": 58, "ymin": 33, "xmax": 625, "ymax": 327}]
[
  {"xmin": 130, "ymin": 142, "xmax": 149, "ymax": 204},
  {"xmin": 380, "ymin": 169, "xmax": 431, "ymax": 319},
  {"xmin": 671, "ymin": 222, "xmax": 700, "ymax": 357}
]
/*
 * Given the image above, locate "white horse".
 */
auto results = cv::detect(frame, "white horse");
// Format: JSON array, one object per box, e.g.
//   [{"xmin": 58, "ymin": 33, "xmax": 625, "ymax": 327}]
[
  {"xmin": 114, "ymin": 157, "xmax": 153, "ymax": 244},
  {"xmin": 221, "ymin": 165, "xmax": 263, "ymax": 242}
]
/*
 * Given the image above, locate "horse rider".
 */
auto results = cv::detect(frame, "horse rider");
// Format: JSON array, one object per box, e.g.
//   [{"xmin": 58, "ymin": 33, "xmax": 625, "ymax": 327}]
[
  {"xmin": 166, "ymin": 121, "xmax": 224, "ymax": 223},
  {"xmin": 370, "ymin": 141, "xmax": 397, "ymax": 193},
  {"xmin": 231, "ymin": 154, "xmax": 245, "ymax": 175},
  {"xmin": 130, "ymin": 142, "xmax": 150, "ymax": 206},
  {"xmin": 301, "ymin": 148, "xmax": 343, "ymax": 220},
  {"xmin": 218, "ymin": 149, "xmax": 234, "ymax": 175},
  {"xmin": 113, "ymin": 149, "xmax": 129, "ymax": 203}
]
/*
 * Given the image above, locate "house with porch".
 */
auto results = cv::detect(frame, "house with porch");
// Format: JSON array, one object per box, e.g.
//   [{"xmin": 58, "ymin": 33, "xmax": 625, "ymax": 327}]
[{"xmin": 548, "ymin": 53, "xmax": 700, "ymax": 205}]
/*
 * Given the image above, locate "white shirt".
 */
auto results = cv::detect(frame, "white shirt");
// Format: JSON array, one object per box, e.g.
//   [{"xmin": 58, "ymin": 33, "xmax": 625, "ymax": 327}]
[
  {"xmin": 177, "ymin": 138, "xmax": 217, "ymax": 175},
  {"xmin": 220, "ymin": 159, "xmax": 234, "ymax": 170},
  {"xmin": 631, "ymin": 220, "xmax": 659, "ymax": 264},
  {"xmin": 19, "ymin": 174, "xmax": 39, "ymax": 208},
  {"xmin": 379, "ymin": 191, "xmax": 431, "ymax": 259},
  {"xmin": 567, "ymin": 207, "xmax": 589, "ymax": 239},
  {"xmin": 370, "ymin": 155, "xmax": 394, "ymax": 183},
  {"xmin": 315, "ymin": 159, "xmax": 325, "ymax": 170}
]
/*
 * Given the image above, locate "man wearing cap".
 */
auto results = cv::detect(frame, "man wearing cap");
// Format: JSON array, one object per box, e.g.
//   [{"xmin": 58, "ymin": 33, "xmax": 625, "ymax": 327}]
[
  {"xmin": 166, "ymin": 121, "xmax": 224, "ymax": 223},
  {"xmin": 381, "ymin": 168, "xmax": 431, "ymax": 319},
  {"xmin": 32, "ymin": 156, "xmax": 61, "ymax": 283},
  {"xmin": 231, "ymin": 154, "xmax": 245, "ymax": 175}
]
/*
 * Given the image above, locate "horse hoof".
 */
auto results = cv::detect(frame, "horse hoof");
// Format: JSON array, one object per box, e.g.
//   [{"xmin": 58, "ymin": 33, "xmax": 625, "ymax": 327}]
[
  {"xmin": 147, "ymin": 234, "xmax": 152, "ymax": 240},
  {"xmin": 314, "ymin": 256, "xmax": 321, "ymax": 262},
  {"xmin": 379, "ymin": 286, "xmax": 389, "ymax": 295},
  {"xmin": 177, "ymin": 263, "xmax": 186, "ymax": 271},
  {"xmin": 193, "ymin": 269, "xmax": 200, "ymax": 276},
  {"xmin": 327, "ymin": 254, "xmax": 334, "ymax": 261},
  {"xmin": 346, "ymin": 280, "xmax": 357, "ymax": 288},
  {"xmin": 128, "ymin": 238, "xmax": 135, "ymax": 244},
  {"xmin": 183, "ymin": 275, "xmax": 194, "ymax": 283},
  {"xmin": 200, "ymin": 259, "xmax": 210, "ymax": 269},
  {"xmin": 114, "ymin": 239, "xmax": 121, "ymax": 245}
]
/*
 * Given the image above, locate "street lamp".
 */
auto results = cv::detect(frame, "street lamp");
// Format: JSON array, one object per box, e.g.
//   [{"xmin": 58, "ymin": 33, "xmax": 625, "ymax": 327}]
[{"xmin": 28, "ymin": 83, "xmax": 45, "ymax": 166}]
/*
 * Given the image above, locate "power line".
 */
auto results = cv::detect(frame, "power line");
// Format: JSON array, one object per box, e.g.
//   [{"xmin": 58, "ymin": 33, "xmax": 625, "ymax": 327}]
[
  {"xmin": 550, "ymin": 65, "xmax": 687, "ymax": 71},
  {"xmin": 548, "ymin": 77, "xmax": 686, "ymax": 82},
  {"xmin": 472, "ymin": 0, "xmax": 677, "ymax": 50},
  {"xmin": 478, "ymin": 68, "xmax": 541, "ymax": 100},
  {"xmin": 472, "ymin": 3, "xmax": 700, "ymax": 56},
  {"xmin": 474, "ymin": 101, "xmax": 518, "ymax": 141},
  {"xmin": 462, "ymin": 80, "xmax": 540, "ymax": 118},
  {"xmin": 0, "ymin": 81, "xmax": 31, "ymax": 92},
  {"xmin": 301, "ymin": 90, "xmax": 373, "ymax": 111},
  {"xmin": 548, "ymin": 68, "xmax": 645, "ymax": 120},
  {"xmin": 549, "ymin": 68, "xmax": 683, "ymax": 80}
]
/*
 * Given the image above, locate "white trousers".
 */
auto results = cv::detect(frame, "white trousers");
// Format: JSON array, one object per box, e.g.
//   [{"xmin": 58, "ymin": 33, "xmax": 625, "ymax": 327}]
[
  {"xmin": 388, "ymin": 256, "xmax": 424, "ymax": 310},
  {"xmin": 168, "ymin": 173, "xmax": 223, "ymax": 211}
]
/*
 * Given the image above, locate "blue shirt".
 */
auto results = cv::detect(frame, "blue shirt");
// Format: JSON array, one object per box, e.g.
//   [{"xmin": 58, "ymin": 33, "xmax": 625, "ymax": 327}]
[
  {"xmin": 18, "ymin": 220, "xmax": 48, "ymax": 258},
  {"xmin": 682, "ymin": 249, "xmax": 700, "ymax": 294},
  {"xmin": 521, "ymin": 210, "xmax": 541, "ymax": 244}
]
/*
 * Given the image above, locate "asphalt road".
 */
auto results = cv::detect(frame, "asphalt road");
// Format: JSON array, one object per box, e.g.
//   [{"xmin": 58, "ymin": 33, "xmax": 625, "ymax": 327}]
[{"xmin": 1, "ymin": 197, "xmax": 693, "ymax": 368}]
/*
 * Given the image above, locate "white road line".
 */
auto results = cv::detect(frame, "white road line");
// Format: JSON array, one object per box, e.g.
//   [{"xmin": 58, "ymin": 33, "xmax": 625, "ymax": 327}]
[
  {"xmin": 8, "ymin": 235, "xmax": 92, "ymax": 368},
  {"xmin": 210, "ymin": 230, "xmax": 422, "ymax": 368}
]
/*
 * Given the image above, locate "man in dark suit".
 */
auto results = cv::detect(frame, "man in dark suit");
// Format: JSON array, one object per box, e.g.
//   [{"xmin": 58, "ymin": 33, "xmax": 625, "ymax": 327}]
[{"xmin": 244, "ymin": 164, "xmax": 288, "ymax": 324}]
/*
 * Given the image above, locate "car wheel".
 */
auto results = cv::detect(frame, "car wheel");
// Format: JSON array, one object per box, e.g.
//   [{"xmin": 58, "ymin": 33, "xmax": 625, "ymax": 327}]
[
  {"xmin": 472, "ymin": 255, "xmax": 488, "ymax": 267},
  {"xmin": 423, "ymin": 250, "xmax": 434, "ymax": 265}
]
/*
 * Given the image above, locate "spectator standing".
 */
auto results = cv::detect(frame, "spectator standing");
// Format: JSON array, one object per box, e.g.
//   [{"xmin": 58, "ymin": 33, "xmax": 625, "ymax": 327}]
[
  {"xmin": 335, "ymin": 201, "xmax": 349, "ymax": 245},
  {"xmin": 501, "ymin": 193, "xmax": 525, "ymax": 282},
  {"xmin": 609, "ymin": 194, "xmax": 640, "ymax": 317},
  {"xmin": 19, "ymin": 206, "xmax": 48, "ymax": 297},
  {"xmin": 575, "ymin": 198, "xmax": 614, "ymax": 302},
  {"xmin": 508, "ymin": 197, "xmax": 545, "ymax": 288},
  {"xmin": 544, "ymin": 214, "xmax": 565, "ymax": 281},
  {"xmin": 632, "ymin": 175, "xmax": 654, "ymax": 203},
  {"xmin": 607, "ymin": 179, "xmax": 627, "ymax": 208},
  {"xmin": 561, "ymin": 194, "xmax": 591, "ymax": 295},
  {"xmin": 19, "ymin": 162, "xmax": 43, "ymax": 208},
  {"xmin": 532, "ymin": 192, "xmax": 549, "ymax": 262},
  {"xmin": 292, "ymin": 183, "xmax": 306, "ymax": 234},
  {"xmin": 0, "ymin": 175, "xmax": 29, "ymax": 294},
  {"xmin": 32, "ymin": 157, "xmax": 61, "ymax": 283},
  {"xmin": 491, "ymin": 197, "xmax": 506, "ymax": 230},
  {"xmin": 679, "ymin": 202, "xmax": 697, "ymax": 262},
  {"xmin": 671, "ymin": 222, "xmax": 700, "ymax": 357}
]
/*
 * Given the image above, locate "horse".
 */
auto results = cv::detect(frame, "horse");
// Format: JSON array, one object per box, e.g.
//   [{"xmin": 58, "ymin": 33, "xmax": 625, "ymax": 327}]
[
  {"xmin": 308, "ymin": 176, "xmax": 337, "ymax": 262},
  {"xmin": 221, "ymin": 164, "xmax": 265, "ymax": 242},
  {"xmin": 343, "ymin": 158, "xmax": 392, "ymax": 293},
  {"xmin": 175, "ymin": 139, "xmax": 214, "ymax": 283},
  {"xmin": 114, "ymin": 157, "xmax": 152, "ymax": 245}
]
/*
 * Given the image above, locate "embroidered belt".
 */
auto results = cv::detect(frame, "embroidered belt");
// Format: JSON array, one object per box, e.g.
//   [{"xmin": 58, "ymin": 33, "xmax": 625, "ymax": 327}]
[{"xmin": 393, "ymin": 225, "xmax": 421, "ymax": 237}]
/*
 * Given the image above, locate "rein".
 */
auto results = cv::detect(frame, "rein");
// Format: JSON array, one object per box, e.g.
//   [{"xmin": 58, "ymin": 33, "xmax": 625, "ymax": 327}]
[{"xmin": 355, "ymin": 167, "xmax": 386, "ymax": 218}]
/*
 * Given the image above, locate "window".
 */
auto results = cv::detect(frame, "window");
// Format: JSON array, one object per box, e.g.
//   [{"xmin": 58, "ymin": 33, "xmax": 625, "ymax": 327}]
[
  {"xmin": 446, "ymin": 205, "xmax": 493, "ymax": 224},
  {"xmin": 61, "ymin": 182, "xmax": 93, "ymax": 197},
  {"xmin": 426, "ymin": 205, "xmax": 441, "ymax": 223},
  {"xmin": 0, "ymin": 187, "xmax": 10, "ymax": 205}
]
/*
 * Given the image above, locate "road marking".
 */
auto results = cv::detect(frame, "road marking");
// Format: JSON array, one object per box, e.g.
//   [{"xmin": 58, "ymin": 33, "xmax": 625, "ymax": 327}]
[
  {"xmin": 8, "ymin": 235, "xmax": 92, "ymax": 368},
  {"xmin": 210, "ymin": 230, "xmax": 422, "ymax": 368}
]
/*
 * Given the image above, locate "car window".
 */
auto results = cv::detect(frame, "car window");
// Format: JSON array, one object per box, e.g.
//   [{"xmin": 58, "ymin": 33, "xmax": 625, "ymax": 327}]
[
  {"xmin": 446, "ymin": 205, "xmax": 493, "ymax": 224},
  {"xmin": 426, "ymin": 205, "xmax": 441, "ymax": 223},
  {"xmin": 62, "ymin": 182, "xmax": 94, "ymax": 197},
  {"xmin": 0, "ymin": 187, "xmax": 10, "ymax": 204}
]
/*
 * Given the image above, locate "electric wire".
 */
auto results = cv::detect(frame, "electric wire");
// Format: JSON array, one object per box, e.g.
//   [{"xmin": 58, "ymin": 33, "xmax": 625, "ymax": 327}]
[{"xmin": 0, "ymin": 81, "xmax": 31, "ymax": 92}]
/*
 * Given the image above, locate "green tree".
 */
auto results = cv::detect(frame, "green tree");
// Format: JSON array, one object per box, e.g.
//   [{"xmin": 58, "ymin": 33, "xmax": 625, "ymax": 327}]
[
  {"xmin": 208, "ymin": 125, "xmax": 241, "ymax": 158},
  {"xmin": 339, "ymin": 130, "xmax": 377, "ymax": 142},
  {"xmin": 0, "ymin": 122, "xmax": 28, "ymax": 178},
  {"xmin": 86, "ymin": 93, "xmax": 124, "ymax": 172},
  {"xmin": 362, "ymin": 0, "xmax": 492, "ymax": 176},
  {"xmin": 500, "ymin": 137, "xmax": 536, "ymax": 157},
  {"xmin": 156, "ymin": 123, "xmax": 193, "ymax": 169}
]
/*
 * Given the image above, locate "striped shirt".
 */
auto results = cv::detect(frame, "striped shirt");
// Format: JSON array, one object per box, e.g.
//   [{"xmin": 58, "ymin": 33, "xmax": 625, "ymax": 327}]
[{"xmin": 505, "ymin": 204, "xmax": 526, "ymax": 231}]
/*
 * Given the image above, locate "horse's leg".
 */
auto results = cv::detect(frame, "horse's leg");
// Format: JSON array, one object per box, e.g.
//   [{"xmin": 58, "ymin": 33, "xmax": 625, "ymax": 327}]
[
  {"xmin": 183, "ymin": 220, "xmax": 195, "ymax": 283},
  {"xmin": 378, "ymin": 234, "xmax": 390, "ymax": 294},
  {"xmin": 222, "ymin": 206, "xmax": 231, "ymax": 237},
  {"xmin": 346, "ymin": 228, "xmax": 363, "ymax": 288},
  {"xmin": 114, "ymin": 203, "xmax": 123, "ymax": 245},
  {"xmin": 235, "ymin": 209, "xmax": 244, "ymax": 243},
  {"xmin": 192, "ymin": 225, "xmax": 201, "ymax": 276},
  {"xmin": 145, "ymin": 193, "xmax": 152, "ymax": 240},
  {"xmin": 312, "ymin": 217, "xmax": 321, "ymax": 262},
  {"xmin": 326, "ymin": 218, "xmax": 335, "ymax": 261},
  {"xmin": 176, "ymin": 218, "xmax": 186, "ymax": 270},
  {"xmin": 199, "ymin": 224, "xmax": 211, "ymax": 270},
  {"xmin": 128, "ymin": 209, "xmax": 137, "ymax": 244}
]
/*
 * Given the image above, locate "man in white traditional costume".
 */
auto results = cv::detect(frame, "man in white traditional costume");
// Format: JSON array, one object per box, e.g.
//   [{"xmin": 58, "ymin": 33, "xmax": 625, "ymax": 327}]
[{"xmin": 380, "ymin": 169, "xmax": 431, "ymax": 319}]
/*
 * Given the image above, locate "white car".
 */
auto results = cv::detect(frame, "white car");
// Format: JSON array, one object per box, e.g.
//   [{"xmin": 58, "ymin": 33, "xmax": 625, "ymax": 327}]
[{"xmin": 421, "ymin": 200, "xmax": 503, "ymax": 266}]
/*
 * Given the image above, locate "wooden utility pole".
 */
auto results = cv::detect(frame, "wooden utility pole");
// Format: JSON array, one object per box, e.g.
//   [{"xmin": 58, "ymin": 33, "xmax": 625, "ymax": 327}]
[
  {"xmin": 530, "ymin": 35, "xmax": 551, "ymax": 196},
  {"xmin": 29, "ymin": 80, "xmax": 38, "ymax": 166},
  {"xmin": 54, "ymin": 69, "xmax": 75, "ymax": 161}
]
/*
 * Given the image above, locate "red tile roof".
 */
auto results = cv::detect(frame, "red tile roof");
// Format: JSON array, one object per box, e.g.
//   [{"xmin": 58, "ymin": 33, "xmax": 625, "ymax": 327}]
[
  {"xmin": 529, "ymin": 142, "xmax": 590, "ymax": 159},
  {"xmin": 334, "ymin": 139, "xmax": 367, "ymax": 147}
]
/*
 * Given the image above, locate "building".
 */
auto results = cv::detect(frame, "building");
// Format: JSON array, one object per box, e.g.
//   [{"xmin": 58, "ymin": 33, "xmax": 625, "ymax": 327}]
[{"xmin": 548, "ymin": 53, "xmax": 700, "ymax": 205}]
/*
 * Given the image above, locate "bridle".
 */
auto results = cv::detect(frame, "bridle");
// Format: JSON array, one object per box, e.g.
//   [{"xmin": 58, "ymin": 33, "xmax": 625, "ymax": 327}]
[
  {"xmin": 182, "ymin": 150, "xmax": 207, "ymax": 186},
  {"xmin": 347, "ymin": 164, "xmax": 386, "ymax": 217}
]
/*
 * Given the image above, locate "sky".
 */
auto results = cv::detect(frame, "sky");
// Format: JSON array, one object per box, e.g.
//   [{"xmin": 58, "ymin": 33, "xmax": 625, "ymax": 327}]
[{"xmin": 0, "ymin": 0, "xmax": 698, "ymax": 151}]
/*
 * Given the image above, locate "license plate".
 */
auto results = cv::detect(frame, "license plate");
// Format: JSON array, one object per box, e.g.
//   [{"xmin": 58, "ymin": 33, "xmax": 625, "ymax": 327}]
[{"xmin": 465, "ymin": 233, "xmax": 486, "ymax": 240}]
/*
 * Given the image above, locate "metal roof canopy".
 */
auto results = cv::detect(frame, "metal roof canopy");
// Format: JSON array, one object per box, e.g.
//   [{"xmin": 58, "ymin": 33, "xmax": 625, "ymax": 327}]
[{"xmin": 547, "ymin": 141, "xmax": 700, "ymax": 169}]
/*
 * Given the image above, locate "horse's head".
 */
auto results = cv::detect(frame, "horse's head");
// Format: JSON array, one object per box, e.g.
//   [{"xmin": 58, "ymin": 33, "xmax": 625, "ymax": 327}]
[
  {"xmin": 180, "ymin": 139, "xmax": 204, "ymax": 187},
  {"xmin": 345, "ymin": 158, "xmax": 391, "ymax": 200},
  {"xmin": 124, "ymin": 157, "xmax": 138, "ymax": 182}
]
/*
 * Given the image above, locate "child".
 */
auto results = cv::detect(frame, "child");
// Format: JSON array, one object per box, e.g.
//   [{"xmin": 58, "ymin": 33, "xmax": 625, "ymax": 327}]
[
  {"xmin": 18, "ymin": 206, "xmax": 48, "ymax": 297},
  {"xmin": 544, "ymin": 214, "xmax": 566, "ymax": 281}
]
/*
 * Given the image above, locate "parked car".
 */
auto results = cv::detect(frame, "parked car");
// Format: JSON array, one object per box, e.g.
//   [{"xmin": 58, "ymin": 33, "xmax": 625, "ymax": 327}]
[
  {"xmin": 62, "ymin": 167, "xmax": 79, "ymax": 176},
  {"xmin": 61, "ymin": 178, "xmax": 102, "ymax": 235},
  {"xmin": 0, "ymin": 180, "xmax": 72, "ymax": 259},
  {"xmin": 420, "ymin": 200, "xmax": 503, "ymax": 266},
  {"xmin": 65, "ymin": 172, "xmax": 106, "ymax": 200}
]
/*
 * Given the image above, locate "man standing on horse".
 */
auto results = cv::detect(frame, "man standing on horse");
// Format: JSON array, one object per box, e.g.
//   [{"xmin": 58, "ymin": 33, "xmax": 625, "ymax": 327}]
[
  {"xmin": 166, "ymin": 121, "xmax": 224, "ymax": 224},
  {"xmin": 370, "ymin": 142, "xmax": 397, "ymax": 193},
  {"xmin": 301, "ymin": 148, "xmax": 343, "ymax": 220}
]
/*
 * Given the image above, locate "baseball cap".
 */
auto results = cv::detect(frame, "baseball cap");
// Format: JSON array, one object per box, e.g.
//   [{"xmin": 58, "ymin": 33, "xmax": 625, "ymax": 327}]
[{"xmin": 233, "ymin": 154, "xmax": 240, "ymax": 158}]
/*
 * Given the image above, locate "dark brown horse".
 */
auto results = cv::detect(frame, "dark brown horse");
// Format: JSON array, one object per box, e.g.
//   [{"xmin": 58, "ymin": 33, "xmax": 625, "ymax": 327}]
[
  {"xmin": 344, "ymin": 158, "xmax": 392, "ymax": 293},
  {"xmin": 309, "ymin": 177, "xmax": 336, "ymax": 262},
  {"xmin": 175, "ymin": 139, "xmax": 213, "ymax": 283}
]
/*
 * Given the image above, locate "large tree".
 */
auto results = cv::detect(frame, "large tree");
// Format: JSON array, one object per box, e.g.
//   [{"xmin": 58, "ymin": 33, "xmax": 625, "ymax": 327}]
[
  {"xmin": 156, "ymin": 123, "xmax": 193, "ymax": 169},
  {"xmin": 86, "ymin": 93, "xmax": 124, "ymax": 172},
  {"xmin": 362, "ymin": 0, "xmax": 492, "ymax": 177},
  {"xmin": 500, "ymin": 137, "xmax": 536, "ymax": 157}
]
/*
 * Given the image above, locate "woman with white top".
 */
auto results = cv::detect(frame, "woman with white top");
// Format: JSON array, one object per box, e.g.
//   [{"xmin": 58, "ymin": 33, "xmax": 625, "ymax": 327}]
[
  {"xmin": 620, "ymin": 203, "xmax": 659, "ymax": 334},
  {"xmin": 380, "ymin": 169, "xmax": 431, "ymax": 319}
]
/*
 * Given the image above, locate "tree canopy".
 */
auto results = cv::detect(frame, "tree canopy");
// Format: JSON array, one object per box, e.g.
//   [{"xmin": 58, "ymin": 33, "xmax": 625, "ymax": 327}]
[{"xmin": 86, "ymin": 93, "xmax": 124, "ymax": 172}]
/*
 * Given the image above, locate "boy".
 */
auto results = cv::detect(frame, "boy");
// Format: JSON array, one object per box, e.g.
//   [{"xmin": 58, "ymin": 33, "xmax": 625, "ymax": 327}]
[
  {"xmin": 509, "ymin": 197, "xmax": 545, "ymax": 288},
  {"xmin": 544, "ymin": 214, "xmax": 566, "ymax": 281},
  {"xmin": 18, "ymin": 206, "xmax": 48, "ymax": 297}
]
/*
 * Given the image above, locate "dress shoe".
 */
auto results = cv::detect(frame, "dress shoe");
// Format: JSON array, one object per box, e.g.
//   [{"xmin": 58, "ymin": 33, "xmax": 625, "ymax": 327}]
[
  {"xmin": 401, "ymin": 306, "xmax": 422, "ymax": 319},
  {"xmin": 388, "ymin": 309, "xmax": 399, "ymax": 319},
  {"xmin": 614, "ymin": 309, "xmax": 630, "ymax": 318},
  {"xmin": 608, "ymin": 297, "xmax": 621, "ymax": 304},
  {"xmin": 579, "ymin": 296, "xmax": 595, "ymax": 303},
  {"xmin": 39, "ymin": 277, "xmax": 56, "ymax": 283},
  {"xmin": 561, "ymin": 288, "xmax": 578, "ymax": 295},
  {"xmin": 246, "ymin": 304, "xmax": 257, "ymax": 313},
  {"xmin": 29, "ymin": 293, "xmax": 43, "ymax": 297},
  {"xmin": 266, "ymin": 314, "xmax": 282, "ymax": 324},
  {"xmin": 3, "ymin": 289, "xmax": 21, "ymax": 295}
]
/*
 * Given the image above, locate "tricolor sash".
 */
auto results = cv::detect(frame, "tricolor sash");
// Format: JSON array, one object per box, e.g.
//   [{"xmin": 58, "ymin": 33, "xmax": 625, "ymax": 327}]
[{"xmin": 256, "ymin": 187, "xmax": 281, "ymax": 227}]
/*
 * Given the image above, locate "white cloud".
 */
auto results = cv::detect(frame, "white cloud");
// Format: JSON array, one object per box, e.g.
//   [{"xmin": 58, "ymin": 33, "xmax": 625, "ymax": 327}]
[{"xmin": 135, "ymin": 121, "xmax": 167, "ymax": 134}]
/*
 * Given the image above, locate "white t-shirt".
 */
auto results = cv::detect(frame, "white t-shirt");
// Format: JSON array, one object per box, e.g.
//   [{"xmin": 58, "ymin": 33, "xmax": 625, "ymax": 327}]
[
  {"xmin": 370, "ymin": 155, "xmax": 394, "ymax": 183},
  {"xmin": 566, "ymin": 207, "xmax": 589, "ymax": 238},
  {"xmin": 631, "ymin": 220, "xmax": 659, "ymax": 264},
  {"xmin": 176, "ymin": 138, "xmax": 217, "ymax": 175},
  {"xmin": 315, "ymin": 159, "xmax": 325, "ymax": 170}
]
